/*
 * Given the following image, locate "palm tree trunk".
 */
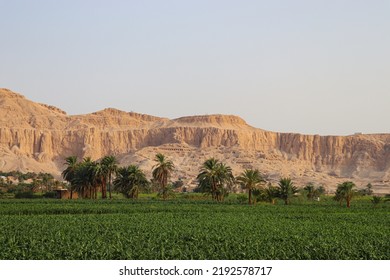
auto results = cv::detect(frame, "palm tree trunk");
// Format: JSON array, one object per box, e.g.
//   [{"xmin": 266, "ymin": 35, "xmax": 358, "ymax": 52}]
[
  {"xmin": 108, "ymin": 173, "xmax": 112, "ymax": 199},
  {"xmin": 162, "ymin": 175, "xmax": 168, "ymax": 200},
  {"xmin": 248, "ymin": 189, "xmax": 252, "ymax": 205},
  {"xmin": 101, "ymin": 176, "xmax": 106, "ymax": 199},
  {"xmin": 212, "ymin": 180, "xmax": 217, "ymax": 201}
]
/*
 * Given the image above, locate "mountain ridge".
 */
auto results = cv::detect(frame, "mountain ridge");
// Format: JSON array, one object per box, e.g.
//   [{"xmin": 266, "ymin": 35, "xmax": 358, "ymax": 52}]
[{"xmin": 0, "ymin": 88, "xmax": 389, "ymax": 193}]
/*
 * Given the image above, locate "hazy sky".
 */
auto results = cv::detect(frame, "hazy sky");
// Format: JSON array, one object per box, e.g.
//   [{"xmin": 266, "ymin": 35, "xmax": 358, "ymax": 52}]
[{"xmin": 1, "ymin": 0, "xmax": 389, "ymax": 135}]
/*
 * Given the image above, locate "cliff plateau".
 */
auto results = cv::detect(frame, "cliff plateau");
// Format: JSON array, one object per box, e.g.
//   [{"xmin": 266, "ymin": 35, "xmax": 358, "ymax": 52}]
[{"xmin": 1, "ymin": 88, "xmax": 389, "ymax": 193}]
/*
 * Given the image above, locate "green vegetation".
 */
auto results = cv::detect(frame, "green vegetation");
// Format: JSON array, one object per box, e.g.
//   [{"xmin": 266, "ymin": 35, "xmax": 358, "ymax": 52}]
[
  {"xmin": 101, "ymin": 155, "xmax": 118, "ymax": 199},
  {"xmin": 152, "ymin": 153, "xmax": 175, "ymax": 200},
  {"xmin": 371, "ymin": 196, "xmax": 382, "ymax": 205},
  {"xmin": 277, "ymin": 177, "xmax": 298, "ymax": 205},
  {"xmin": 114, "ymin": 165, "xmax": 148, "ymax": 198},
  {"xmin": 1, "ymin": 154, "xmax": 389, "ymax": 260},
  {"xmin": 334, "ymin": 181, "xmax": 356, "ymax": 208},
  {"xmin": 0, "ymin": 170, "xmax": 65, "ymax": 199},
  {"xmin": 359, "ymin": 183, "xmax": 374, "ymax": 196},
  {"xmin": 303, "ymin": 183, "xmax": 325, "ymax": 200},
  {"xmin": 236, "ymin": 169, "xmax": 265, "ymax": 204},
  {"xmin": 0, "ymin": 170, "xmax": 55, "ymax": 183},
  {"xmin": 0, "ymin": 198, "xmax": 388, "ymax": 260},
  {"xmin": 196, "ymin": 158, "xmax": 234, "ymax": 202}
]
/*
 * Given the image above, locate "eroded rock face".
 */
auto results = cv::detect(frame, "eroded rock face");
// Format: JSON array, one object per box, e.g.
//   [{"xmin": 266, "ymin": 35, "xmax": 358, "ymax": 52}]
[{"xmin": 0, "ymin": 88, "xmax": 389, "ymax": 191}]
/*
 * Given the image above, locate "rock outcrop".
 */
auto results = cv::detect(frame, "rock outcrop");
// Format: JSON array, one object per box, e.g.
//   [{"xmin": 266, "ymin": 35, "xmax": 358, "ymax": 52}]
[{"xmin": 0, "ymin": 88, "xmax": 389, "ymax": 192}]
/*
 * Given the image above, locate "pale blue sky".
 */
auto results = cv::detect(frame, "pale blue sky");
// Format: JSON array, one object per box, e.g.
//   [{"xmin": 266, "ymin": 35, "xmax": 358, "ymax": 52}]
[{"xmin": 1, "ymin": 0, "xmax": 389, "ymax": 135}]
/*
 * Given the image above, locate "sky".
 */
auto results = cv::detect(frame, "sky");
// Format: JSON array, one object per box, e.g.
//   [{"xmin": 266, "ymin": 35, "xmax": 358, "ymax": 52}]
[{"xmin": 1, "ymin": 0, "xmax": 389, "ymax": 136}]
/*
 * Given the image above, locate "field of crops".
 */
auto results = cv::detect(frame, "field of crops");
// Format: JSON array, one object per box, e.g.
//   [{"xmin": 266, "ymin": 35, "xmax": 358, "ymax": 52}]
[{"xmin": 0, "ymin": 198, "xmax": 389, "ymax": 260}]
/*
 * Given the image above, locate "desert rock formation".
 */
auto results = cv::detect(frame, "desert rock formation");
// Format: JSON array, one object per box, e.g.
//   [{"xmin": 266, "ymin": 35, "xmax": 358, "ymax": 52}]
[{"xmin": 1, "ymin": 88, "xmax": 389, "ymax": 193}]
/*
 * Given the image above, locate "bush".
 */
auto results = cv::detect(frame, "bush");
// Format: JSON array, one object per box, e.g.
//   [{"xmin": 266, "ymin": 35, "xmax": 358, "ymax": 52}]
[
  {"xmin": 236, "ymin": 194, "xmax": 247, "ymax": 204},
  {"xmin": 42, "ymin": 191, "xmax": 57, "ymax": 199},
  {"xmin": 371, "ymin": 196, "xmax": 382, "ymax": 205},
  {"xmin": 15, "ymin": 191, "xmax": 36, "ymax": 199},
  {"xmin": 359, "ymin": 183, "xmax": 374, "ymax": 196}
]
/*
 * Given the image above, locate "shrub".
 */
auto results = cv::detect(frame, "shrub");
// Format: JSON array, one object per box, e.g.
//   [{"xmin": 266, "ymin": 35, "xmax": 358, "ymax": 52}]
[
  {"xmin": 236, "ymin": 194, "xmax": 247, "ymax": 204},
  {"xmin": 15, "ymin": 191, "xmax": 36, "ymax": 199},
  {"xmin": 371, "ymin": 196, "xmax": 382, "ymax": 205},
  {"xmin": 42, "ymin": 191, "xmax": 57, "ymax": 199}
]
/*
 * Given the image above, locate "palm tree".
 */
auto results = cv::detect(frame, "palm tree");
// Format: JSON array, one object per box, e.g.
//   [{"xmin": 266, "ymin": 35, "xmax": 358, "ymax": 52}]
[
  {"xmin": 334, "ymin": 187, "xmax": 344, "ymax": 206},
  {"xmin": 277, "ymin": 177, "xmax": 298, "ymax": 205},
  {"xmin": 71, "ymin": 161, "xmax": 91, "ymax": 198},
  {"xmin": 62, "ymin": 156, "xmax": 78, "ymax": 199},
  {"xmin": 93, "ymin": 161, "xmax": 107, "ymax": 199},
  {"xmin": 215, "ymin": 162, "xmax": 234, "ymax": 202},
  {"xmin": 304, "ymin": 183, "xmax": 320, "ymax": 200},
  {"xmin": 83, "ymin": 158, "xmax": 100, "ymax": 199},
  {"xmin": 152, "ymin": 153, "xmax": 175, "ymax": 200},
  {"xmin": 334, "ymin": 181, "xmax": 356, "ymax": 208},
  {"xmin": 196, "ymin": 158, "xmax": 234, "ymax": 202},
  {"xmin": 197, "ymin": 158, "xmax": 219, "ymax": 199},
  {"xmin": 114, "ymin": 165, "xmax": 148, "ymax": 198},
  {"xmin": 72, "ymin": 158, "xmax": 99, "ymax": 199},
  {"xmin": 101, "ymin": 155, "xmax": 118, "ymax": 199},
  {"xmin": 263, "ymin": 183, "xmax": 279, "ymax": 204},
  {"xmin": 237, "ymin": 169, "xmax": 265, "ymax": 204}
]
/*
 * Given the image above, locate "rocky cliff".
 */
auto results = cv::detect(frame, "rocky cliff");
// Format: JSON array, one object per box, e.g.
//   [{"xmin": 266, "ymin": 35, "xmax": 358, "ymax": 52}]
[{"xmin": 1, "ymin": 88, "xmax": 389, "ymax": 192}]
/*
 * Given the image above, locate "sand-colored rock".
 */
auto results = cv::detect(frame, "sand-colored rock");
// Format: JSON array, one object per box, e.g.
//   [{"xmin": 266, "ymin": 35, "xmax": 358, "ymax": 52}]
[{"xmin": 0, "ymin": 88, "xmax": 389, "ymax": 193}]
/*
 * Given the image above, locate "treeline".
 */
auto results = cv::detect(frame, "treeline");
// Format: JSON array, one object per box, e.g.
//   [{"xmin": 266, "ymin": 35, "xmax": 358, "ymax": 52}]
[
  {"xmin": 61, "ymin": 153, "xmax": 389, "ymax": 207},
  {"xmin": 62, "ymin": 153, "xmax": 174, "ymax": 200},
  {"xmin": 0, "ymin": 171, "xmax": 55, "ymax": 183},
  {"xmin": 1, "ymin": 154, "xmax": 387, "ymax": 206},
  {"xmin": 0, "ymin": 171, "xmax": 65, "ymax": 198}
]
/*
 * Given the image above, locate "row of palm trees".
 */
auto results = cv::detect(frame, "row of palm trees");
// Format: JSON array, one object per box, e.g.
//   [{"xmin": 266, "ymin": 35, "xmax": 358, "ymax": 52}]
[
  {"xmin": 62, "ymin": 153, "xmax": 303, "ymax": 205},
  {"xmin": 113, "ymin": 153, "xmax": 175, "ymax": 199},
  {"xmin": 62, "ymin": 153, "xmax": 174, "ymax": 200},
  {"xmin": 62, "ymin": 155, "xmax": 118, "ymax": 199},
  {"xmin": 195, "ymin": 158, "xmax": 301, "ymax": 205}
]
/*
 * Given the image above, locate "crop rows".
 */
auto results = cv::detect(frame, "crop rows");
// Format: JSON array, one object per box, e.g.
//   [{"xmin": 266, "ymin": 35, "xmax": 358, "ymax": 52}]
[{"xmin": 0, "ymin": 200, "xmax": 389, "ymax": 259}]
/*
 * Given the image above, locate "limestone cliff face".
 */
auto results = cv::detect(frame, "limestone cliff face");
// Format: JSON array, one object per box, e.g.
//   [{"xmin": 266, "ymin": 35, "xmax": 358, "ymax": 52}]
[
  {"xmin": 0, "ymin": 88, "xmax": 389, "ymax": 186},
  {"xmin": 274, "ymin": 133, "xmax": 390, "ymax": 173}
]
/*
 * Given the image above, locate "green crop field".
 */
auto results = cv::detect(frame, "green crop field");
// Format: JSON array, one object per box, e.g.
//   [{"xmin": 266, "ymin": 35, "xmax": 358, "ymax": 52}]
[{"xmin": 0, "ymin": 198, "xmax": 389, "ymax": 260}]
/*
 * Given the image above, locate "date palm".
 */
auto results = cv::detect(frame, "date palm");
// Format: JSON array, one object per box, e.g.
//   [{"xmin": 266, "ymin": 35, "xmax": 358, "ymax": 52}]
[
  {"xmin": 114, "ymin": 165, "xmax": 148, "ymax": 198},
  {"xmin": 71, "ymin": 158, "xmax": 101, "ymax": 199},
  {"xmin": 237, "ymin": 169, "xmax": 265, "ymax": 204},
  {"xmin": 263, "ymin": 183, "xmax": 279, "ymax": 204},
  {"xmin": 93, "ymin": 161, "xmax": 108, "ymax": 199},
  {"xmin": 197, "ymin": 158, "xmax": 234, "ymax": 202},
  {"xmin": 101, "ymin": 155, "xmax": 118, "ymax": 199},
  {"xmin": 152, "ymin": 153, "xmax": 175, "ymax": 200},
  {"xmin": 277, "ymin": 177, "xmax": 298, "ymax": 205},
  {"xmin": 304, "ymin": 183, "xmax": 321, "ymax": 200},
  {"xmin": 197, "ymin": 158, "xmax": 219, "ymax": 199},
  {"xmin": 72, "ymin": 159, "xmax": 93, "ymax": 198},
  {"xmin": 334, "ymin": 181, "xmax": 356, "ymax": 208},
  {"xmin": 62, "ymin": 156, "xmax": 78, "ymax": 199},
  {"xmin": 215, "ymin": 162, "xmax": 235, "ymax": 202}
]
